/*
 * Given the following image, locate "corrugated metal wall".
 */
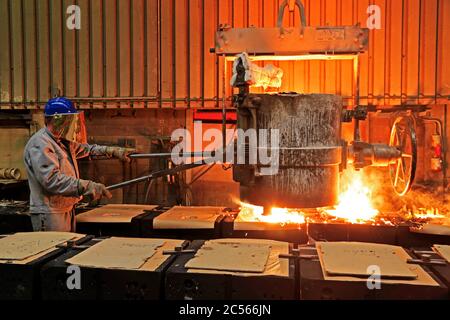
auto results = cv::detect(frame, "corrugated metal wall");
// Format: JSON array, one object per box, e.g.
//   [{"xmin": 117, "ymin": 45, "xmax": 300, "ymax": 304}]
[{"xmin": 0, "ymin": 0, "xmax": 448, "ymax": 110}]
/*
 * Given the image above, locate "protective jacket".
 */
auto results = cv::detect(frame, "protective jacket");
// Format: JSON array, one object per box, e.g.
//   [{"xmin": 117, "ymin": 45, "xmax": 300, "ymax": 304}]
[{"xmin": 24, "ymin": 128, "xmax": 108, "ymax": 214}]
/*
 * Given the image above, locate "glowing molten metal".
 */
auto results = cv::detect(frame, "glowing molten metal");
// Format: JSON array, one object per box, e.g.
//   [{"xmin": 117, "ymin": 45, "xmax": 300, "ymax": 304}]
[
  {"xmin": 324, "ymin": 171, "xmax": 379, "ymax": 224},
  {"xmin": 238, "ymin": 202, "xmax": 306, "ymax": 225},
  {"xmin": 236, "ymin": 171, "xmax": 448, "ymax": 226},
  {"xmin": 410, "ymin": 208, "xmax": 446, "ymax": 220}
]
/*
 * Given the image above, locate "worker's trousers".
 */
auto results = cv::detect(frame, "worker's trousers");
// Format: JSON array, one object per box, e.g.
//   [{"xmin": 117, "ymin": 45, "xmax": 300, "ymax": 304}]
[{"xmin": 40, "ymin": 209, "xmax": 76, "ymax": 232}]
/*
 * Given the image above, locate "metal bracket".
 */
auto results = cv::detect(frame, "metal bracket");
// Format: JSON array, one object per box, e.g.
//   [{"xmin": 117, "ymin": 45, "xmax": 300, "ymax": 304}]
[
  {"xmin": 279, "ymin": 254, "xmax": 319, "ymax": 260},
  {"xmin": 277, "ymin": 0, "xmax": 307, "ymax": 36},
  {"xmin": 279, "ymin": 249, "xmax": 319, "ymax": 261},
  {"xmin": 409, "ymin": 250, "xmax": 448, "ymax": 266},
  {"xmin": 407, "ymin": 258, "xmax": 447, "ymax": 266},
  {"xmin": 342, "ymin": 106, "xmax": 368, "ymax": 123},
  {"xmin": 162, "ymin": 246, "xmax": 196, "ymax": 256},
  {"xmin": 55, "ymin": 237, "xmax": 97, "ymax": 250},
  {"xmin": 412, "ymin": 250, "xmax": 437, "ymax": 255}
]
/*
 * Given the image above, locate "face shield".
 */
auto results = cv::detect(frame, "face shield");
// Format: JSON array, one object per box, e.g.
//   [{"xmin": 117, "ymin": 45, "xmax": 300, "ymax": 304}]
[{"xmin": 47, "ymin": 111, "xmax": 87, "ymax": 144}]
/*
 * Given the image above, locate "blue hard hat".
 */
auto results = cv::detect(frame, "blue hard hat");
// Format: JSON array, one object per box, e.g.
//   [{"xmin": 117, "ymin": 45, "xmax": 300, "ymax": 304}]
[{"xmin": 44, "ymin": 97, "xmax": 78, "ymax": 116}]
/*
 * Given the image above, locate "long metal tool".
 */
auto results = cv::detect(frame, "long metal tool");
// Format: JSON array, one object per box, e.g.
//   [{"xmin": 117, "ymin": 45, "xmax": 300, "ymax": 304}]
[
  {"xmin": 106, "ymin": 158, "xmax": 216, "ymax": 191},
  {"xmin": 129, "ymin": 152, "xmax": 210, "ymax": 159}
]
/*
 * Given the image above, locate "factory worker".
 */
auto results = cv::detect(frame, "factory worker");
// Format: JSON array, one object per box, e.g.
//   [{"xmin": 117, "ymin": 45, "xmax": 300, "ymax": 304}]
[{"xmin": 24, "ymin": 97, "xmax": 135, "ymax": 232}]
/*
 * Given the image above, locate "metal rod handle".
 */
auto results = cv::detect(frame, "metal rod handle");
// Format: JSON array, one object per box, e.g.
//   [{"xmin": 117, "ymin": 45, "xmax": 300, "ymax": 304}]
[
  {"xmin": 106, "ymin": 158, "xmax": 216, "ymax": 191},
  {"xmin": 130, "ymin": 152, "xmax": 210, "ymax": 159}
]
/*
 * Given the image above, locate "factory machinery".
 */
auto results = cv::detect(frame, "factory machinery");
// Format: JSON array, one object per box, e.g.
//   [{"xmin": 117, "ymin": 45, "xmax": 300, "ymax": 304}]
[
  {"xmin": 103, "ymin": 0, "xmax": 423, "ymax": 202},
  {"xmin": 219, "ymin": 3, "xmax": 416, "ymax": 209},
  {"xmin": 0, "ymin": 0, "xmax": 449, "ymax": 301}
]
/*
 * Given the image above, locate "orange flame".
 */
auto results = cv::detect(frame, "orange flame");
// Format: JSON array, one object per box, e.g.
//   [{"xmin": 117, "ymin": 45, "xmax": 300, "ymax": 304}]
[
  {"xmin": 324, "ymin": 171, "xmax": 379, "ymax": 224},
  {"xmin": 410, "ymin": 207, "xmax": 446, "ymax": 220},
  {"xmin": 237, "ymin": 201, "xmax": 306, "ymax": 225},
  {"xmin": 235, "ymin": 170, "xmax": 448, "ymax": 226}
]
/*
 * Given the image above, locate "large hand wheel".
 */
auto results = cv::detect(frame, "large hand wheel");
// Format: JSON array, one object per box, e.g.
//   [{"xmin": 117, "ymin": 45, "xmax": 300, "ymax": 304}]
[{"xmin": 389, "ymin": 116, "xmax": 417, "ymax": 196}]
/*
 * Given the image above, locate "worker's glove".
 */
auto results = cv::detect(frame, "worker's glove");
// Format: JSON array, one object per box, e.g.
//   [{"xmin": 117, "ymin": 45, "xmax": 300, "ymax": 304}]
[
  {"xmin": 105, "ymin": 147, "xmax": 136, "ymax": 163},
  {"xmin": 79, "ymin": 180, "xmax": 112, "ymax": 201}
]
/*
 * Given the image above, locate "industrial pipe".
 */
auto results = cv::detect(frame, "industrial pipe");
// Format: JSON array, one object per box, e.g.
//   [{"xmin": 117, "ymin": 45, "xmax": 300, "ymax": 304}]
[
  {"xmin": 0, "ymin": 168, "xmax": 21, "ymax": 180},
  {"xmin": 347, "ymin": 142, "xmax": 402, "ymax": 169}
]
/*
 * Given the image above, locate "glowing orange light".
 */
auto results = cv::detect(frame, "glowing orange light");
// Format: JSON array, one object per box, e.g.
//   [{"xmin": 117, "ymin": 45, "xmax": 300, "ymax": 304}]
[
  {"xmin": 324, "ymin": 171, "xmax": 379, "ymax": 224},
  {"xmin": 237, "ymin": 202, "xmax": 306, "ymax": 225},
  {"xmin": 410, "ymin": 208, "xmax": 446, "ymax": 220}
]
